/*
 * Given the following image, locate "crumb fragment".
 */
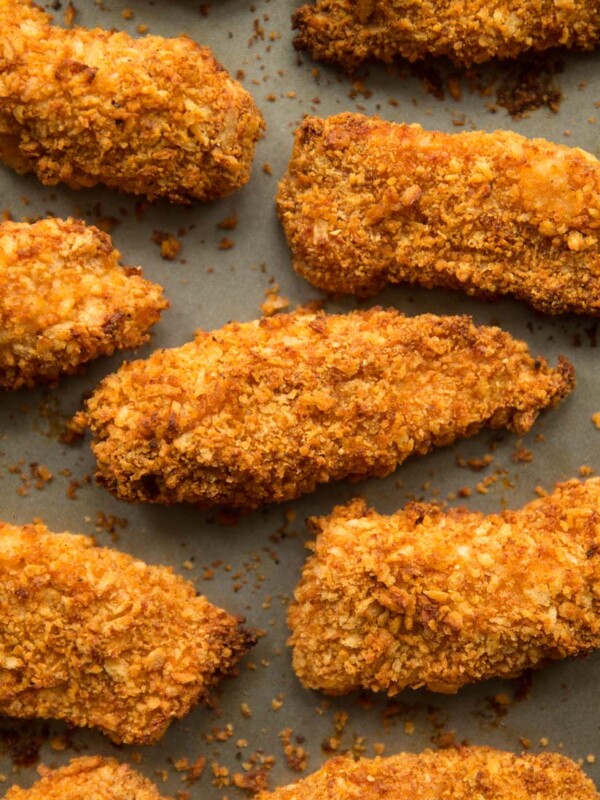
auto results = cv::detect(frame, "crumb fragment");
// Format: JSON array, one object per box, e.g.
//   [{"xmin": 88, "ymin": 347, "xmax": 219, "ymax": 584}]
[
  {"xmin": 261, "ymin": 283, "xmax": 290, "ymax": 316},
  {"xmin": 151, "ymin": 231, "xmax": 181, "ymax": 261}
]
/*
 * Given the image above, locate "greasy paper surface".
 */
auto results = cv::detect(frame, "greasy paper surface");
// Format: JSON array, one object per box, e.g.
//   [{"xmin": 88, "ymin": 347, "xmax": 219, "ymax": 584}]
[{"xmin": 0, "ymin": 0, "xmax": 599, "ymax": 795}]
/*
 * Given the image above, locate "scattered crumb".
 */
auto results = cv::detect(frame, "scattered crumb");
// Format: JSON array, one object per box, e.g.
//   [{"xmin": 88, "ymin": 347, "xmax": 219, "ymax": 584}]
[
  {"xmin": 151, "ymin": 230, "xmax": 181, "ymax": 261},
  {"xmin": 217, "ymin": 214, "xmax": 238, "ymax": 231},
  {"xmin": 280, "ymin": 728, "xmax": 309, "ymax": 772},
  {"xmin": 261, "ymin": 283, "xmax": 290, "ymax": 316}
]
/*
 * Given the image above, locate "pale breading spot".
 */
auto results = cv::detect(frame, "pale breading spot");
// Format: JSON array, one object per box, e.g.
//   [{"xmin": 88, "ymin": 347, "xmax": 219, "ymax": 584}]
[
  {"xmin": 0, "ymin": 0, "xmax": 264, "ymax": 202},
  {"xmin": 0, "ymin": 217, "xmax": 168, "ymax": 389},
  {"xmin": 258, "ymin": 747, "xmax": 599, "ymax": 799},
  {"xmin": 0, "ymin": 520, "xmax": 255, "ymax": 744},
  {"xmin": 277, "ymin": 113, "xmax": 600, "ymax": 315},
  {"xmin": 5, "ymin": 757, "xmax": 171, "ymax": 799},
  {"xmin": 292, "ymin": 0, "xmax": 600, "ymax": 69},
  {"xmin": 288, "ymin": 478, "xmax": 600, "ymax": 696},
  {"xmin": 74, "ymin": 308, "xmax": 574, "ymax": 509}
]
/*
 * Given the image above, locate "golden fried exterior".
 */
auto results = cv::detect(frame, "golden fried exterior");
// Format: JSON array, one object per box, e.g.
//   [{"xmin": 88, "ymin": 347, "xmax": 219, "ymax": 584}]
[
  {"xmin": 288, "ymin": 478, "xmax": 600, "ymax": 696},
  {"xmin": 292, "ymin": 0, "xmax": 600, "ymax": 69},
  {"xmin": 0, "ymin": 217, "xmax": 167, "ymax": 389},
  {"xmin": 0, "ymin": 519, "xmax": 255, "ymax": 744},
  {"xmin": 75, "ymin": 308, "xmax": 573, "ymax": 509},
  {"xmin": 258, "ymin": 747, "xmax": 599, "ymax": 799},
  {"xmin": 5, "ymin": 757, "xmax": 171, "ymax": 800},
  {"xmin": 277, "ymin": 114, "xmax": 600, "ymax": 314},
  {"xmin": 0, "ymin": 0, "xmax": 264, "ymax": 202}
]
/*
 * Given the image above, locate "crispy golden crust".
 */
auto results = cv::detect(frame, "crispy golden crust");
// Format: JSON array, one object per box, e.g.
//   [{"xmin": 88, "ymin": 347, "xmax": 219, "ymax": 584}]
[
  {"xmin": 288, "ymin": 478, "xmax": 600, "ymax": 696},
  {"xmin": 277, "ymin": 114, "xmax": 600, "ymax": 314},
  {"xmin": 258, "ymin": 747, "xmax": 599, "ymax": 799},
  {"xmin": 0, "ymin": 217, "xmax": 168, "ymax": 389},
  {"xmin": 75, "ymin": 308, "xmax": 573, "ymax": 509},
  {"xmin": 0, "ymin": 0, "xmax": 264, "ymax": 202},
  {"xmin": 0, "ymin": 520, "xmax": 255, "ymax": 744},
  {"xmin": 5, "ymin": 757, "xmax": 171, "ymax": 799},
  {"xmin": 292, "ymin": 0, "xmax": 600, "ymax": 69}
]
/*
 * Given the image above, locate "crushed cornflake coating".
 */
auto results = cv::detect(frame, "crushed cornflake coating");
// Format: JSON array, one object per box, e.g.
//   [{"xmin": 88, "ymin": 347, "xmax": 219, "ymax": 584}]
[
  {"xmin": 292, "ymin": 0, "xmax": 600, "ymax": 70},
  {"xmin": 0, "ymin": 217, "xmax": 167, "ymax": 390},
  {"xmin": 0, "ymin": 0, "xmax": 264, "ymax": 202},
  {"xmin": 288, "ymin": 478, "xmax": 600, "ymax": 696},
  {"xmin": 278, "ymin": 113, "xmax": 600, "ymax": 314},
  {"xmin": 257, "ymin": 747, "xmax": 600, "ymax": 799},
  {"xmin": 75, "ymin": 308, "xmax": 573, "ymax": 508},
  {"xmin": 5, "ymin": 757, "xmax": 170, "ymax": 799},
  {"xmin": 0, "ymin": 519, "xmax": 255, "ymax": 744}
]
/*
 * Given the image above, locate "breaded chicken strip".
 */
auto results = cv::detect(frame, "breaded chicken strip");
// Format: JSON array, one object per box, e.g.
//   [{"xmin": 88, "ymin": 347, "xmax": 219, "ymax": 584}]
[
  {"xmin": 74, "ymin": 308, "xmax": 574, "ymax": 509},
  {"xmin": 0, "ymin": 0, "xmax": 264, "ymax": 202},
  {"xmin": 277, "ymin": 114, "xmax": 600, "ymax": 314},
  {"xmin": 5, "ymin": 757, "xmax": 171, "ymax": 800},
  {"xmin": 292, "ymin": 0, "xmax": 600, "ymax": 70},
  {"xmin": 0, "ymin": 217, "xmax": 167, "ymax": 389},
  {"xmin": 288, "ymin": 478, "xmax": 600, "ymax": 696},
  {"xmin": 258, "ymin": 747, "xmax": 599, "ymax": 799},
  {"xmin": 0, "ymin": 519, "xmax": 255, "ymax": 744}
]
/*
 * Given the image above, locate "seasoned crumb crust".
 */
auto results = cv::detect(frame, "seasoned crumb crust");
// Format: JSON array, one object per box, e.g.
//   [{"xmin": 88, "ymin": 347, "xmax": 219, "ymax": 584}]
[
  {"xmin": 0, "ymin": 520, "xmax": 255, "ymax": 744},
  {"xmin": 288, "ymin": 478, "xmax": 600, "ymax": 695},
  {"xmin": 0, "ymin": 217, "xmax": 168, "ymax": 389},
  {"xmin": 293, "ymin": 0, "xmax": 600, "ymax": 69},
  {"xmin": 5, "ymin": 757, "xmax": 171, "ymax": 799},
  {"xmin": 277, "ymin": 114, "xmax": 600, "ymax": 314},
  {"xmin": 77, "ymin": 308, "xmax": 573, "ymax": 508},
  {"xmin": 258, "ymin": 747, "xmax": 600, "ymax": 799},
  {"xmin": 0, "ymin": 0, "xmax": 264, "ymax": 202}
]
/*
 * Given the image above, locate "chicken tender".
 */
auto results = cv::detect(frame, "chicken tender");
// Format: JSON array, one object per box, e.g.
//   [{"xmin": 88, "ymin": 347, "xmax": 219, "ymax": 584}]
[
  {"xmin": 258, "ymin": 747, "xmax": 599, "ymax": 799},
  {"xmin": 0, "ymin": 0, "xmax": 264, "ymax": 202},
  {"xmin": 5, "ymin": 757, "xmax": 171, "ymax": 800},
  {"xmin": 74, "ymin": 308, "xmax": 574, "ymax": 509},
  {"xmin": 289, "ymin": 478, "xmax": 600, "ymax": 696},
  {"xmin": 0, "ymin": 217, "xmax": 167, "ymax": 389},
  {"xmin": 0, "ymin": 519, "xmax": 255, "ymax": 744},
  {"xmin": 292, "ymin": 0, "xmax": 600, "ymax": 70},
  {"xmin": 277, "ymin": 114, "xmax": 600, "ymax": 314}
]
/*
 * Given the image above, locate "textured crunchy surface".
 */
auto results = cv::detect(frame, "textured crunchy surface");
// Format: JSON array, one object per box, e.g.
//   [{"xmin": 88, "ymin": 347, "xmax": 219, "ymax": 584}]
[
  {"xmin": 4, "ymin": 757, "xmax": 171, "ymax": 799},
  {"xmin": 76, "ymin": 308, "xmax": 573, "ymax": 508},
  {"xmin": 258, "ymin": 747, "xmax": 599, "ymax": 799},
  {"xmin": 0, "ymin": 0, "xmax": 264, "ymax": 202},
  {"xmin": 0, "ymin": 520, "xmax": 255, "ymax": 744},
  {"xmin": 277, "ymin": 114, "xmax": 600, "ymax": 314},
  {"xmin": 0, "ymin": 217, "xmax": 167, "ymax": 389},
  {"xmin": 288, "ymin": 478, "xmax": 600, "ymax": 696},
  {"xmin": 292, "ymin": 0, "xmax": 600, "ymax": 69}
]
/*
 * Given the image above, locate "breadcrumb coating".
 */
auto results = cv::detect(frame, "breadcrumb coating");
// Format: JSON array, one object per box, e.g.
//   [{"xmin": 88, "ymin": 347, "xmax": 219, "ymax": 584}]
[
  {"xmin": 288, "ymin": 478, "xmax": 600, "ymax": 696},
  {"xmin": 0, "ymin": 519, "xmax": 255, "ymax": 744},
  {"xmin": 0, "ymin": 0, "xmax": 264, "ymax": 202},
  {"xmin": 5, "ymin": 757, "xmax": 171, "ymax": 799},
  {"xmin": 258, "ymin": 747, "xmax": 599, "ymax": 799},
  {"xmin": 0, "ymin": 217, "xmax": 167, "ymax": 389},
  {"xmin": 292, "ymin": 0, "xmax": 600, "ymax": 69},
  {"xmin": 277, "ymin": 114, "xmax": 600, "ymax": 314},
  {"xmin": 75, "ymin": 308, "xmax": 574, "ymax": 509}
]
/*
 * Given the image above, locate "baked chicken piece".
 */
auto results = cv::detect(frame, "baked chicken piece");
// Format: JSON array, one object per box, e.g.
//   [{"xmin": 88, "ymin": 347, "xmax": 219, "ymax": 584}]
[
  {"xmin": 0, "ymin": 217, "xmax": 167, "ymax": 389},
  {"xmin": 0, "ymin": 0, "xmax": 264, "ymax": 202},
  {"xmin": 0, "ymin": 519, "xmax": 255, "ymax": 744},
  {"xmin": 74, "ymin": 307, "xmax": 573, "ymax": 508},
  {"xmin": 5, "ymin": 757, "xmax": 171, "ymax": 800},
  {"xmin": 277, "ymin": 113, "xmax": 600, "ymax": 314},
  {"xmin": 288, "ymin": 479, "xmax": 600, "ymax": 695},
  {"xmin": 258, "ymin": 747, "xmax": 599, "ymax": 799},
  {"xmin": 292, "ymin": 0, "xmax": 600, "ymax": 70}
]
